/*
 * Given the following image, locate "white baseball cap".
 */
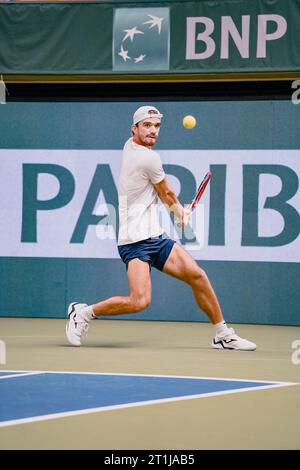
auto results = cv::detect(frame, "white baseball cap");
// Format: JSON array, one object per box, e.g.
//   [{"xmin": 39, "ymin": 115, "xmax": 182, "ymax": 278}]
[{"xmin": 133, "ymin": 106, "xmax": 163, "ymax": 125}]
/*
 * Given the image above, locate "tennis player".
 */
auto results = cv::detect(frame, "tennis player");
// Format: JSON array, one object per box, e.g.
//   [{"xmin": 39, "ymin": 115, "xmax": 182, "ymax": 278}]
[{"xmin": 66, "ymin": 106, "xmax": 256, "ymax": 351}]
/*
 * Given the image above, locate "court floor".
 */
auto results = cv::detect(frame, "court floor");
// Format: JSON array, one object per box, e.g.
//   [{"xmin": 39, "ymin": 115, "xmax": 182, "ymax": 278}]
[{"xmin": 0, "ymin": 317, "xmax": 299, "ymax": 449}]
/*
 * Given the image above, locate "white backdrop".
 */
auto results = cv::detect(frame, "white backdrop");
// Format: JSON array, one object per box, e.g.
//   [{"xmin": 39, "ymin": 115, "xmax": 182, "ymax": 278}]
[{"xmin": 0, "ymin": 149, "xmax": 299, "ymax": 262}]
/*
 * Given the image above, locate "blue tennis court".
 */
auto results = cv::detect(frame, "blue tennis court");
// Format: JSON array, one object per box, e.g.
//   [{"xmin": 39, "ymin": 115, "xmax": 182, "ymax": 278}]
[{"xmin": 0, "ymin": 370, "xmax": 294, "ymax": 427}]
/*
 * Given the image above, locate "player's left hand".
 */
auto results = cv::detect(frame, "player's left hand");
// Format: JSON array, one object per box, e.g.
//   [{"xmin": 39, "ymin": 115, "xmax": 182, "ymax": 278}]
[{"xmin": 177, "ymin": 207, "xmax": 192, "ymax": 227}]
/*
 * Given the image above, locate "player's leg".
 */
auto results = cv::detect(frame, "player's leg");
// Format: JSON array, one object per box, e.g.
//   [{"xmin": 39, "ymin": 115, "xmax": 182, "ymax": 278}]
[
  {"xmin": 92, "ymin": 258, "xmax": 151, "ymax": 316},
  {"xmin": 66, "ymin": 258, "xmax": 151, "ymax": 346},
  {"xmin": 162, "ymin": 243, "xmax": 223, "ymax": 325},
  {"xmin": 162, "ymin": 243, "xmax": 256, "ymax": 350}
]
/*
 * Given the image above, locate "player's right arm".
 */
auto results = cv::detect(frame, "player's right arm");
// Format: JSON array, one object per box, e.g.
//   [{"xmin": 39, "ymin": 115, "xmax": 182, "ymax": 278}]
[{"xmin": 154, "ymin": 177, "xmax": 191, "ymax": 227}]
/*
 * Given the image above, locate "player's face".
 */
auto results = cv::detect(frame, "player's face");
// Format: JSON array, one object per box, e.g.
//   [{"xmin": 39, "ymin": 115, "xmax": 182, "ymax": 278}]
[{"xmin": 132, "ymin": 118, "xmax": 161, "ymax": 148}]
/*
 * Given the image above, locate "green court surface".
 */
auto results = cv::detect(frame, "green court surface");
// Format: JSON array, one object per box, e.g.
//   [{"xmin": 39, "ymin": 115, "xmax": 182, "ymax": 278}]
[{"xmin": 0, "ymin": 318, "xmax": 299, "ymax": 450}]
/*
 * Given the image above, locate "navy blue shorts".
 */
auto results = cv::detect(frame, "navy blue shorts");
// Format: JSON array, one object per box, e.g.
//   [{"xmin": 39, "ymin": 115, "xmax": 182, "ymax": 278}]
[{"xmin": 118, "ymin": 234, "xmax": 175, "ymax": 271}]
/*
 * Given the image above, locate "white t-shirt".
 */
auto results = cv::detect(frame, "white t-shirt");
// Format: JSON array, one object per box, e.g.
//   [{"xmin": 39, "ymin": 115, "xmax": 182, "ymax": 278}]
[{"xmin": 118, "ymin": 138, "xmax": 165, "ymax": 245}]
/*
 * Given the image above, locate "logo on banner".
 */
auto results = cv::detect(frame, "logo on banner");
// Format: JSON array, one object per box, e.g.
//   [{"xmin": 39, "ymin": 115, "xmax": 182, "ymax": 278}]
[{"xmin": 113, "ymin": 7, "xmax": 170, "ymax": 71}]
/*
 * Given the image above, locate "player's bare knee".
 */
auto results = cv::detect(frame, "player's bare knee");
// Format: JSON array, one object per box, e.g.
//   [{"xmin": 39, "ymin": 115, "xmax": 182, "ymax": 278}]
[
  {"xmin": 189, "ymin": 267, "xmax": 208, "ymax": 287},
  {"xmin": 131, "ymin": 295, "xmax": 151, "ymax": 312}
]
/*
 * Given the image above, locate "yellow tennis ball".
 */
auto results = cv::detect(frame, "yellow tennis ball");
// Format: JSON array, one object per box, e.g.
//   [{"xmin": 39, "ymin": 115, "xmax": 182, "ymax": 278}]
[{"xmin": 183, "ymin": 115, "xmax": 196, "ymax": 129}]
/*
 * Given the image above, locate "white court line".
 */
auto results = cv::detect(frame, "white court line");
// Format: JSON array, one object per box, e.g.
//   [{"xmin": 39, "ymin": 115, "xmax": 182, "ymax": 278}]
[
  {"xmin": 0, "ymin": 381, "xmax": 298, "ymax": 428},
  {"xmin": 1, "ymin": 369, "xmax": 298, "ymax": 385},
  {"xmin": 0, "ymin": 372, "xmax": 43, "ymax": 380}
]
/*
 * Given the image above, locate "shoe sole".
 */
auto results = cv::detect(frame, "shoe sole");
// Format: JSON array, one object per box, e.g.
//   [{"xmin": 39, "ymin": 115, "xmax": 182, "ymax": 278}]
[
  {"xmin": 211, "ymin": 340, "xmax": 256, "ymax": 351},
  {"xmin": 66, "ymin": 302, "xmax": 81, "ymax": 346},
  {"xmin": 212, "ymin": 342, "xmax": 256, "ymax": 351}
]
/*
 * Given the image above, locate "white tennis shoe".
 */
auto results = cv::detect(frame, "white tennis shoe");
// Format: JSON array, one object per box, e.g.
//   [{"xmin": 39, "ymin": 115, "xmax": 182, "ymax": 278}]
[
  {"xmin": 66, "ymin": 302, "xmax": 89, "ymax": 346},
  {"xmin": 212, "ymin": 327, "xmax": 256, "ymax": 351}
]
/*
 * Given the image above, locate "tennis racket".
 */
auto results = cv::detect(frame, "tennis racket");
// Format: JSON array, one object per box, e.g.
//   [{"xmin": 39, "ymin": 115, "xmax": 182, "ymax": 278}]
[
  {"xmin": 189, "ymin": 170, "xmax": 212, "ymax": 211},
  {"xmin": 177, "ymin": 171, "xmax": 212, "ymax": 227}
]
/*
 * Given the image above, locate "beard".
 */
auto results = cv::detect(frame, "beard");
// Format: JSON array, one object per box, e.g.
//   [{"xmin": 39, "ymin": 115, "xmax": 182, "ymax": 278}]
[{"xmin": 143, "ymin": 135, "xmax": 156, "ymax": 146}]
